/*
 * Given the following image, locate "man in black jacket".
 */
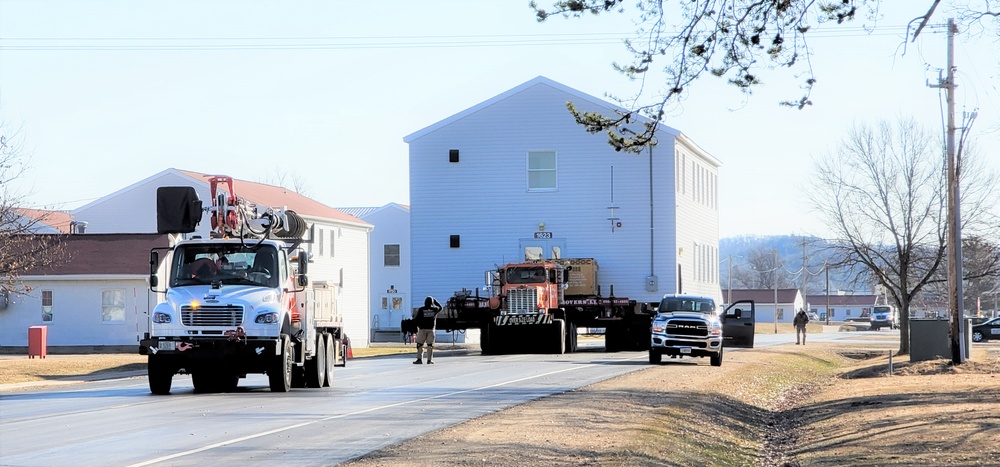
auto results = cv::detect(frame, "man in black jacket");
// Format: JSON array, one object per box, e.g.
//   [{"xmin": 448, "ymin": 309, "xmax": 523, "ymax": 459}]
[{"xmin": 413, "ymin": 296, "xmax": 442, "ymax": 364}]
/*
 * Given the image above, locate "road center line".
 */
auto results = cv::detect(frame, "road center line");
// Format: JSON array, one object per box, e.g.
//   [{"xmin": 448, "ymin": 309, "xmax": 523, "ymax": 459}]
[{"xmin": 126, "ymin": 360, "xmax": 621, "ymax": 466}]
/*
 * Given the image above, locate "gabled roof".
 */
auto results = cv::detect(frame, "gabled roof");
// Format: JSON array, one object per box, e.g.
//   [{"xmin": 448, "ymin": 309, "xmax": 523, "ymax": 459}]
[
  {"xmin": 403, "ymin": 76, "xmax": 681, "ymax": 143},
  {"xmin": 177, "ymin": 170, "xmax": 368, "ymax": 227},
  {"xmin": 806, "ymin": 294, "xmax": 880, "ymax": 307},
  {"xmin": 14, "ymin": 209, "xmax": 74, "ymax": 233},
  {"xmin": 337, "ymin": 202, "xmax": 410, "ymax": 219},
  {"xmin": 728, "ymin": 289, "xmax": 802, "ymax": 304},
  {"xmin": 23, "ymin": 233, "xmax": 170, "ymax": 275}
]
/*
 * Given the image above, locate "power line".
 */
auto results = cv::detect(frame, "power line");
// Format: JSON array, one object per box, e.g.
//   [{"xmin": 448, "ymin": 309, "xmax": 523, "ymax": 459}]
[{"xmin": 0, "ymin": 27, "xmax": 914, "ymax": 52}]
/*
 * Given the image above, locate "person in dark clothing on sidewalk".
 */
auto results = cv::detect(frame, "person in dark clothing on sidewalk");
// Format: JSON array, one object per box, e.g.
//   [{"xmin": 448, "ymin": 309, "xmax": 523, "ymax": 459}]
[
  {"xmin": 793, "ymin": 308, "xmax": 810, "ymax": 345},
  {"xmin": 413, "ymin": 296, "xmax": 442, "ymax": 364}
]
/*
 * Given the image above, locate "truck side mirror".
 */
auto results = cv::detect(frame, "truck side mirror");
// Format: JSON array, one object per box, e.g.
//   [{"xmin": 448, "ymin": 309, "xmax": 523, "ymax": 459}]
[
  {"xmin": 297, "ymin": 251, "xmax": 309, "ymax": 274},
  {"xmin": 297, "ymin": 274, "xmax": 309, "ymax": 287},
  {"xmin": 149, "ymin": 251, "xmax": 159, "ymax": 288}
]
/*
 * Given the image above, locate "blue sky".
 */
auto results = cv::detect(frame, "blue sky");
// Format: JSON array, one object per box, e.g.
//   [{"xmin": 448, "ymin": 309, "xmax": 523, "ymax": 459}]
[{"xmin": 1, "ymin": 0, "xmax": 997, "ymax": 238}]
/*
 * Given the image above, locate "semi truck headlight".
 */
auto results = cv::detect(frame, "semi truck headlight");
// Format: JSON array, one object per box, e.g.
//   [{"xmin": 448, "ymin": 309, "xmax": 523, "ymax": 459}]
[
  {"xmin": 255, "ymin": 312, "xmax": 279, "ymax": 324},
  {"xmin": 153, "ymin": 312, "xmax": 172, "ymax": 324}
]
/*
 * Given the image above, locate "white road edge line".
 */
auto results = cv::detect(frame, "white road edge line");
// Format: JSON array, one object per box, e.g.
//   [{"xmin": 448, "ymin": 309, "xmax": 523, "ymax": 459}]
[{"xmin": 126, "ymin": 358, "xmax": 639, "ymax": 466}]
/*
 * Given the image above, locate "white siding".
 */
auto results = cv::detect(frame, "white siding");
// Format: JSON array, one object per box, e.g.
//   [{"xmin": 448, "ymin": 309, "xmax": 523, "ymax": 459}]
[
  {"xmin": 73, "ymin": 171, "xmax": 216, "ymax": 236},
  {"xmin": 302, "ymin": 219, "xmax": 372, "ymax": 348},
  {"xmin": 0, "ymin": 278, "xmax": 153, "ymax": 346},
  {"xmin": 673, "ymin": 138, "xmax": 723, "ymax": 302},
  {"xmin": 407, "ymin": 79, "xmax": 721, "ymax": 308},
  {"xmin": 361, "ymin": 204, "xmax": 411, "ymax": 337}
]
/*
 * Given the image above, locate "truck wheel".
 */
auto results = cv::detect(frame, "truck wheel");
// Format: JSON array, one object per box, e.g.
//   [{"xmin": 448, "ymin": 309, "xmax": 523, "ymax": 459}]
[
  {"xmin": 268, "ymin": 334, "xmax": 293, "ymax": 392},
  {"xmin": 192, "ymin": 372, "xmax": 216, "ymax": 393},
  {"xmin": 306, "ymin": 335, "xmax": 327, "ymax": 388},
  {"xmin": 323, "ymin": 333, "xmax": 335, "ymax": 387},
  {"xmin": 710, "ymin": 347, "xmax": 724, "ymax": 367},
  {"xmin": 649, "ymin": 349, "xmax": 662, "ymax": 364},
  {"xmin": 148, "ymin": 355, "xmax": 173, "ymax": 395},
  {"xmin": 566, "ymin": 321, "xmax": 578, "ymax": 353},
  {"xmin": 551, "ymin": 319, "xmax": 566, "ymax": 355}
]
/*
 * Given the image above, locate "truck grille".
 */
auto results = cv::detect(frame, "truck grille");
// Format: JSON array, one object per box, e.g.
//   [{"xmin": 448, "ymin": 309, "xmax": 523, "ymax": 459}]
[
  {"xmin": 666, "ymin": 319, "xmax": 709, "ymax": 337},
  {"xmin": 181, "ymin": 305, "xmax": 244, "ymax": 327},
  {"xmin": 506, "ymin": 289, "xmax": 538, "ymax": 314}
]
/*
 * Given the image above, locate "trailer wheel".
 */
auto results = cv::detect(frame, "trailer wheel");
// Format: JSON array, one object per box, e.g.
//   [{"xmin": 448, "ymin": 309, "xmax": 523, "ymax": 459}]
[
  {"xmin": 551, "ymin": 319, "xmax": 566, "ymax": 355},
  {"xmin": 148, "ymin": 355, "xmax": 173, "ymax": 395},
  {"xmin": 268, "ymin": 334, "xmax": 293, "ymax": 392},
  {"xmin": 306, "ymin": 334, "xmax": 327, "ymax": 388},
  {"xmin": 323, "ymin": 333, "xmax": 335, "ymax": 386},
  {"xmin": 566, "ymin": 321, "xmax": 578, "ymax": 353},
  {"xmin": 605, "ymin": 325, "xmax": 623, "ymax": 352}
]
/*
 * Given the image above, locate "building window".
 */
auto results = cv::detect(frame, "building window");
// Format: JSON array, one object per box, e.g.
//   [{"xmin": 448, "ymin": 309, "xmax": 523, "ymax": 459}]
[
  {"xmin": 384, "ymin": 244, "xmax": 400, "ymax": 267},
  {"xmin": 527, "ymin": 150, "xmax": 557, "ymax": 191},
  {"xmin": 777, "ymin": 308, "xmax": 785, "ymax": 320},
  {"xmin": 450, "ymin": 235, "xmax": 461, "ymax": 248},
  {"xmin": 102, "ymin": 289, "xmax": 126, "ymax": 323},
  {"xmin": 41, "ymin": 290, "xmax": 53, "ymax": 322},
  {"xmin": 318, "ymin": 229, "xmax": 325, "ymax": 256},
  {"xmin": 330, "ymin": 230, "xmax": 336, "ymax": 258}
]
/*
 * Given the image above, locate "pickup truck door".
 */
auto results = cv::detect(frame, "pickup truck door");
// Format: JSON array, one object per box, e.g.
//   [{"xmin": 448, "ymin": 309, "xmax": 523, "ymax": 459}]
[{"xmin": 722, "ymin": 300, "xmax": 755, "ymax": 348}]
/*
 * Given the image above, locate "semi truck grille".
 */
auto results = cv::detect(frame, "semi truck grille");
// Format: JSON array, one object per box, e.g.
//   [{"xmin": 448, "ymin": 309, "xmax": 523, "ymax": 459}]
[
  {"xmin": 666, "ymin": 319, "xmax": 709, "ymax": 337},
  {"xmin": 181, "ymin": 305, "xmax": 244, "ymax": 327},
  {"xmin": 506, "ymin": 289, "xmax": 538, "ymax": 314}
]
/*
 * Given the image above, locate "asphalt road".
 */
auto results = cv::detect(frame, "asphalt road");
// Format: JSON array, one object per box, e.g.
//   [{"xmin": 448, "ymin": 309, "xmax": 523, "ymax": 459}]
[{"xmin": 0, "ymin": 331, "xmax": 899, "ymax": 466}]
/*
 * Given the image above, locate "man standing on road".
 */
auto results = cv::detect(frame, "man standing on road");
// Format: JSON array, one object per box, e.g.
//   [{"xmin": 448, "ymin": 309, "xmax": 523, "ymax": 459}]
[
  {"xmin": 793, "ymin": 308, "xmax": 810, "ymax": 345},
  {"xmin": 413, "ymin": 296, "xmax": 442, "ymax": 364}
]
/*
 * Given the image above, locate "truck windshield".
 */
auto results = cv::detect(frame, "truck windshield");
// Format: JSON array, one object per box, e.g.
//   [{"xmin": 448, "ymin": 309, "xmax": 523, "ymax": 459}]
[
  {"xmin": 506, "ymin": 267, "xmax": 546, "ymax": 284},
  {"xmin": 658, "ymin": 298, "xmax": 716, "ymax": 314},
  {"xmin": 170, "ymin": 245, "xmax": 280, "ymax": 288}
]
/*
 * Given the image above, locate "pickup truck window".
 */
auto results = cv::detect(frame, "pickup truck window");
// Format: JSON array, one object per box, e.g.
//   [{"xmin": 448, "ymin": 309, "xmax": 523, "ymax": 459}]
[{"xmin": 658, "ymin": 298, "xmax": 716, "ymax": 313}]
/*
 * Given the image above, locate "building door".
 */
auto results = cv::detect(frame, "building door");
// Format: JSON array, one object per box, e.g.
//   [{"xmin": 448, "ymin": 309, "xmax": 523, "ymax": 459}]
[{"xmin": 518, "ymin": 238, "xmax": 567, "ymax": 261}]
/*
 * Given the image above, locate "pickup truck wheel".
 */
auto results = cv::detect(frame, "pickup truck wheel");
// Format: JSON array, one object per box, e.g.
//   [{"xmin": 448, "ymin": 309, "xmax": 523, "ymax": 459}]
[
  {"xmin": 148, "ymin": 355, "xmax": 173, "ymax": 395},
  {"xmin": 268, "ymin": 335, "xmax": 293, "ymax": 392},
  {"xmin": 649, "ymin": 349, "xmax": 662, "ymax": 364},
  {"xmin": 323, "ymin": 333, "xmax": 335, "ymax": 387},
  {"xmin": 306, "ymin": 335, "xmax": 327, "ymax": 388},
  {"xmin": 710, "ymin": 347, "xmax": 723, "ymax": 367}
]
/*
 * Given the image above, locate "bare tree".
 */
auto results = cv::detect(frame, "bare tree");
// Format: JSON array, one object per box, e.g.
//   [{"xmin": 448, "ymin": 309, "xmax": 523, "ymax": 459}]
[
  {"xmin": 531, "ymin": 0, "xmax": 999, "ymax": 151},
  {"xmin": 810, "ymin": 117, "xmax": 999, "ymax": 355},
  {"xmin": 256, "ymin": 167, "xmax": 312, "ymax": 196},
  {"xmin": 730, "ymin": 247, "xmax": 794, "ymax": 289},
  {"xmin": 0, "ymin": 118, "xmax": 66, "ymax": 297}
]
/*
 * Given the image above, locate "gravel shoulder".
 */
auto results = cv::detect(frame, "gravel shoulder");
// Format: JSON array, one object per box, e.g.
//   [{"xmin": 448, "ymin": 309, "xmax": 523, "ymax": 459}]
[
  {"xmin": 3, "ymin": 341, "xmax": 998, "ymax": 465},
  {"xmin": 345, "ymin": 342, "xmax": 1000, "ymax": 466}
]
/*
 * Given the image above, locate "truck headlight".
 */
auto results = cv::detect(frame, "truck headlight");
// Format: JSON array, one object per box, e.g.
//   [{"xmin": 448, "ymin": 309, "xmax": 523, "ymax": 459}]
[
  {"xmin": 152, "ymin": 312, "xmax": 172, "ymax": 324},
  {"xmin": 652, "ymin": 326, "xmax": 664, "ymax": 333},
  {"xmin": 710, "ymin": 322, "xmax": 722, "ymax": 336},
  {"xmin": 255, "ymin": 312, "xmax": 279, "ymax": 324}
]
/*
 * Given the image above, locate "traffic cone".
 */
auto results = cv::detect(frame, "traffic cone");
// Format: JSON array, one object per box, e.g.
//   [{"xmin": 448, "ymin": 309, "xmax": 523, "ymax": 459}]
[{"xmin": 344, "ymin": 336, "xmax": 353, "ymax": 359}]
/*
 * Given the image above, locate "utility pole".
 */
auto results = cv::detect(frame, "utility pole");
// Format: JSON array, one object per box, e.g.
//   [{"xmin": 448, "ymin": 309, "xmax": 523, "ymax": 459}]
[
  {"xmin": 801, "ymin": 238, "xmax": 809, "ymax": 315},
  {"xmin": 825, "ymin": 261, "xmax": 831, "ymax": 325},
  {"xmin": 773, "ymin": 250, "xmax": 779, "ymax": 334},
  {"xmin": 927, "ymin": 19, "xmax": 965, "ymax": 364}
]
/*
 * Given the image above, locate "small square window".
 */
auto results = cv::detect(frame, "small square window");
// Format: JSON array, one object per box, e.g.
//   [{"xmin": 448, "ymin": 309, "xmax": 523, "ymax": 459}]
[
  {"xmin": 449, "ymin": 235, "xmax": 460, "ymax": 248},
  {"xmin": 384, "ymin": 244, "xmax": 400, "ymax": 267},
  {"xmin": 449, "ymin": 149, "xmax": 460, "ymax": 163},
  {"xmin": 102, "ymin": 289, "xmax": 126, "ymax": 323},
  {"xmin": 41, "ymin": 290, "xmax": 53, "ymax": 322}
]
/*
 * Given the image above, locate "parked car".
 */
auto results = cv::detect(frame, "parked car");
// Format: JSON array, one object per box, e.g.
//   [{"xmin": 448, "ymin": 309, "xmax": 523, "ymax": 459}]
[{"xmin": 971, "ymin": 317, "xmax": 1000, "ymax": 342}]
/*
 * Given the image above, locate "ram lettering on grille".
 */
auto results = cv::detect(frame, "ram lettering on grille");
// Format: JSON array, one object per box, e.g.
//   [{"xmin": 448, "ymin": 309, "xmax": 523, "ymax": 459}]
[
  {"xmin": 181, "ymin": 305, "xmax": 245, "ymax": 326},
  {"xmin": 666, "ymin": 320, "xmax": 709, "ymax": 337}
]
